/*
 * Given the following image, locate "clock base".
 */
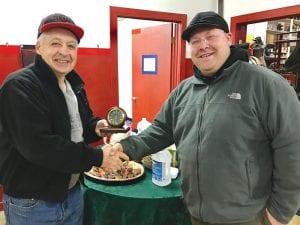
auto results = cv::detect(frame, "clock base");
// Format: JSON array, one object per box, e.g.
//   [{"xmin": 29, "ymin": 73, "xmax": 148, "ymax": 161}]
[{"xmin": 100, "ymin": 127, "xmax": 130, "ymax": 134}]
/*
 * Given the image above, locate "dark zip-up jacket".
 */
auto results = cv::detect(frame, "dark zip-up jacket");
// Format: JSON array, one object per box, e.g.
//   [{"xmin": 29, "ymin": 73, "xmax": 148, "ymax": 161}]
[
  {"xmin": 121, "ymin": 60, "xmax": 300, "ymax": 224},
  {"xmin": 0, "ymin": 55, "xmax": 102, "ymax": 202}
]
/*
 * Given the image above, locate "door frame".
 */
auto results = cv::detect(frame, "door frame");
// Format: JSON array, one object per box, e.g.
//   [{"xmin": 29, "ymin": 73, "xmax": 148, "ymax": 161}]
[
  {"xmin": 110, "ymin": 6, "xmax": 187, "ymax": 101},
  {"xmin": 230, "ymin": 4, "xmax": 300, "ymax": 44}
]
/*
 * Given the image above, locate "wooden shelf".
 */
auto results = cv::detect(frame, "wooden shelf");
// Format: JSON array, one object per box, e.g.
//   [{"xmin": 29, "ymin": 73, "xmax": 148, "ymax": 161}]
[
  {"xmin": 274, "ymin": 38, "xmax": 300, "ymax": 43},
  {"xmin": 272, "ymin": 31, "xmax": 300, "ymax": 71}
]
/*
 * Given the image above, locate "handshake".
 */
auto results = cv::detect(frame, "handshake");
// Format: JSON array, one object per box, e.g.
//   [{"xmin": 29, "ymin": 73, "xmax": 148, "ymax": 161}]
[{"xmin": 100, "ymin": 143, "xmax": 129, "ymax": 171}]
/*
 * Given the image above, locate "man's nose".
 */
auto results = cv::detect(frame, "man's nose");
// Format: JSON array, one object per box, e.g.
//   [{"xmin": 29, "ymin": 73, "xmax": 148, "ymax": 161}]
[
  {"xmin": 58, "ymin": 44, "xmax": 71, "ymax": 53},
  {"xmin": 198, "ymin": 38, "xmax": 208, "ymax": 48}
]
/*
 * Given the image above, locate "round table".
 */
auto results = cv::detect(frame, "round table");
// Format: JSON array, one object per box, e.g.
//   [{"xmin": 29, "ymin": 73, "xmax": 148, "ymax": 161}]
[{"xmin": 82, "ymin": 169, "xmax": 191, "ymax": 225}]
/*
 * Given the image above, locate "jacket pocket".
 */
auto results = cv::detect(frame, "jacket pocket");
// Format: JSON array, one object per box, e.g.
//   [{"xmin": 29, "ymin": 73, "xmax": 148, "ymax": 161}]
[
  {"xmin": 246, "ymin": 157, "xmax": 254, "ymax": 197},
  {"xmin": 245, "ymin": 156, "xmax": 271, "ymax": 199}
]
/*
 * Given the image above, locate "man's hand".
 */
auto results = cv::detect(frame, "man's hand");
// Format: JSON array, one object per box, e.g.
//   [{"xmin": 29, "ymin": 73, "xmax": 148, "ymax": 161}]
[
  {"xmin": 266, "ymin": 209, "xmax": 285, "ymax": 225},
  {"xmin": 101, "ymin": 144, "xmax": 129, "ymax": 171},
  {"xmin": 95, "ymin": 119, "xmax": 109, "ymax": 137},
  {"xmin": 109, "ymin": 143, "xmax": 124, "ymax": 156}
]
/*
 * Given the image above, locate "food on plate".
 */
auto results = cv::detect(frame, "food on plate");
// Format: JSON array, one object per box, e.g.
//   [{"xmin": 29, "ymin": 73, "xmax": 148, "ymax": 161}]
[
  {"xmin": 141, "ymin": 155, "xmax": 152, "ymax": 169},
  {"xmin": 88, "ymin": 161, "xmax": 142, "ymax": 180}
]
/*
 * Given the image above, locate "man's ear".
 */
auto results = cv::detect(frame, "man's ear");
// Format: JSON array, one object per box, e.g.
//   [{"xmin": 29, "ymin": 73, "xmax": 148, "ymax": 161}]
[
  {"xmin": 227, "ymin": 32, "xmax": 232, "ymax": 45},
  {"xmin": 35, "ymin": 41, "xmax": 41, "ymax": 54}
]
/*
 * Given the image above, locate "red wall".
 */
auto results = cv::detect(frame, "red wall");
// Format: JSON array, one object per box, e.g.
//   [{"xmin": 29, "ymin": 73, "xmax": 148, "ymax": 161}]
[
  {"xmin": 0, "ymin": 46, "xmax": 21, "ymax": 84},
  {"xmin": 0, "ymin": 45, "xmax": 118, "ymax": 119},
  {"xmin": 76, "ymin": 48, "xmax": 118, "ymax": 117}
]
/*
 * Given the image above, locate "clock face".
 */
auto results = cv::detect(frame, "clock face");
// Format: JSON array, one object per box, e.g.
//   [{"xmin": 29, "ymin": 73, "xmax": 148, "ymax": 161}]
[{"xmin": 107, "ymin": 107, "xmax": 127, "ymax": 127}]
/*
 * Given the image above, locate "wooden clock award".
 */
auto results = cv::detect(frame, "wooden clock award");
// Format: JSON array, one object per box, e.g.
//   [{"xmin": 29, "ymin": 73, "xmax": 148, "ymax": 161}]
[{"xmin": 100, "ymin": 106, "xmax": 130, "ymax": 134}]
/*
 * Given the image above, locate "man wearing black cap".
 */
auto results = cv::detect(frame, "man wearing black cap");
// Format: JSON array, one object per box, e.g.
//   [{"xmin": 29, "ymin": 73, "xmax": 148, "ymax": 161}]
[
  {"xmin": 0, "ymin": 13, "xmax": 128, "ymax": 225},
  {"xmin": 110, "ymin": 11, "xmax": 300, "ymax": 225}
]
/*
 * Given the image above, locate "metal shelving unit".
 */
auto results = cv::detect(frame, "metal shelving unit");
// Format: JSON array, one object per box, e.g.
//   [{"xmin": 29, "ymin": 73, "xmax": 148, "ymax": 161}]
[{"xmin": 273, "ymin": 31, "xmax": 300, "ymax": 72}]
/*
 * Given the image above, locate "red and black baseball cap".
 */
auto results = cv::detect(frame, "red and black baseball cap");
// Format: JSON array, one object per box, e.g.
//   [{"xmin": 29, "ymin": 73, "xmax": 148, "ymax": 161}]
[{"xmin": 37, "ymin": 13, "xmax": 84, "ymax": 43}]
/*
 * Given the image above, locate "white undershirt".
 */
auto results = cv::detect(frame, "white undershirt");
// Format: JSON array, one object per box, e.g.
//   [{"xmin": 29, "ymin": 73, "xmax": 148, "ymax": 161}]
[{"xmin": 60, "ymin": 79, "xmax": 83, "ymax": 189}]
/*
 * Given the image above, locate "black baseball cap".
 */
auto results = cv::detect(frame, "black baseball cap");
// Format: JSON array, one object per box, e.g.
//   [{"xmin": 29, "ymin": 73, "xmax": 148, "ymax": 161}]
[
  {"xmin": 182, "ymin": 11, "xmax": 229, "ymax": 42},
  {"xmin": 37, "ymin": 13, "xmax": 84, "ymax": 43}
]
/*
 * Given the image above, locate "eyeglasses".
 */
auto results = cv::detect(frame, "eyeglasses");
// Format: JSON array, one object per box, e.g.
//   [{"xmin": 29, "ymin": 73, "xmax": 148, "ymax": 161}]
[{"xmin": 189, "ymin": 34, "xmax": 221, "ymax": 48}]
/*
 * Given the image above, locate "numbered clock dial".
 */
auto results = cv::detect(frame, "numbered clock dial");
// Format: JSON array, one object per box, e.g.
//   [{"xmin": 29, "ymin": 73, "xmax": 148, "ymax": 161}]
[{"xmin": 107, "ymin": 107, "xmax": 127, "ymax": 127}]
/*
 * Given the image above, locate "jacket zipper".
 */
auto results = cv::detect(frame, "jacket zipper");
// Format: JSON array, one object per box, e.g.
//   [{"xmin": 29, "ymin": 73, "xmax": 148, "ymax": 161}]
[{"xmin": 196, "ymin": 85, "xmax": 209, "ymax": 219}]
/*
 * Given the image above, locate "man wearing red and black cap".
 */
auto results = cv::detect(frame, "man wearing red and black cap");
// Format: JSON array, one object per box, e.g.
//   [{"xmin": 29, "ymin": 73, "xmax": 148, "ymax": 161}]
[
  {"xmin": 110, "ymin": 11, "xmax": 300, "ymax": 225},
  {"xmin": 37, "ymin": 13, "xmax": 84, "ymax": 43},
  {"xmin": 0, "ymin": 13, "xmax": 128, "ymax": 225}
]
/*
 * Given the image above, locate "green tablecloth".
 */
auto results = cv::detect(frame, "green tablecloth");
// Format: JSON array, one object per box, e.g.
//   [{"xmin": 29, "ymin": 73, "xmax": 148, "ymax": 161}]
[{"xmin": 82, "ymin": 169, "xmax": 192, "ymax": 225}]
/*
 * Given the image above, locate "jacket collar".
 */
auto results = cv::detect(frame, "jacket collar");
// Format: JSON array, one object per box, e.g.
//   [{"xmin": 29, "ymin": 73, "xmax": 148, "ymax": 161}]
[
  {"xmin": 193, "ymin": 46, "xmax": 249, "ymax": 84},
  {"xmin": 32, "ymin": 54, "xmax": 84, "ymax": 92}
]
